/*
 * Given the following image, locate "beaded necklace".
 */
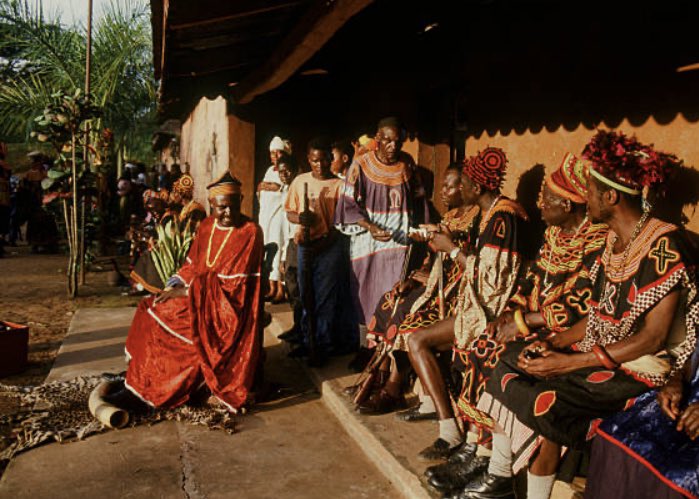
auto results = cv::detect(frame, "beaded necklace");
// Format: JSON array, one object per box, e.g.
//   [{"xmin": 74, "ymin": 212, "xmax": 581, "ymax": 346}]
[
  {"xmin": 206, "ymin": 221, "xmax": 233, "ymax": 268},
  {"xmin": 608, "ymin": 211, "xmax": 650, "ymax": 281},
  {"xmin": 600, "ymin": 211, "xmax": 650, "ymax": 314},
  {"xmin": 542, "ymin": 216, "xmax": 588, "ymax": 289}
]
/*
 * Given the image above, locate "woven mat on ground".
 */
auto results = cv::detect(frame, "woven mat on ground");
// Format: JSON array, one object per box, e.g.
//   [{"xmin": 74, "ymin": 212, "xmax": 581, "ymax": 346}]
[{"xmin": 0, "ymin": 374, "xmax": 236, "ymax": 464}]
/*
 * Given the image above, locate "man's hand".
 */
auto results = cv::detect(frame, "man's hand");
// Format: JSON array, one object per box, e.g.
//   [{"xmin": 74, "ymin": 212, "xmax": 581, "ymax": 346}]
[
  {"xmin": 517, "ymin": 342, "xmax": 582, "ymax": 379},
  {"xmin": 494, "ymin": 311, "xmax": 519, "ymax": 343},
  {"xmin": 658, "ymin": 379, "xmax": 683, "ymax": 421},
  {"xmin": 396, "ymin": 279, "xmax": 415, "ymax": 296},
  {"xmin": 548, "ymin": 333, "xmax": 568, "ymax": 350},
  {"xmin": 257, "ymin": 181, "xmax": 281, "ymax": 192},
  {"xmin": 517, "ymin": 340, "xmax": 551, "ymax": 364},
  {"xmin": 153, "ymin": 286, "xmax": 187, "ymax": 305},
  {"xmin": 368, "ymin": 223, "xmax": 392, "ymax": 242},
  {"xmin": 430, "ymin": 228, "xmax": 455, "ymax": 253},
  {"xmin": 409, "ymin": 224, "xmax": 440, "ymax": 242},
  {"xmin": 409, "ymin": 269, "xmax": 430, "ymax": 285},
  {"xmin": 299, "ymin": 210, "xmax": 316, "ymax": 227},
  {"xmin": 421, "ymin": 223, "xmax": 441, "ymax": 233},
  {"xmin": 677, "ymin": 403, "xmax": 699, "ymax": 439}
]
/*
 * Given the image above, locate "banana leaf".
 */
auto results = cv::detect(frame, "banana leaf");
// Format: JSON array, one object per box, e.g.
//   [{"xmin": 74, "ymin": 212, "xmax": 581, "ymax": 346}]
[{"xmin": 150, "ymin": 218, "xmax": 195, "ymax": 284}]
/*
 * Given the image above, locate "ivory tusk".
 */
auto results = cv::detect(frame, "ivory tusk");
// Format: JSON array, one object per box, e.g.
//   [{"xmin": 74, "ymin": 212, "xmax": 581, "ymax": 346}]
[{"xmin": 88, "ymin": 380, "xmax": 130, "ymax": 429}]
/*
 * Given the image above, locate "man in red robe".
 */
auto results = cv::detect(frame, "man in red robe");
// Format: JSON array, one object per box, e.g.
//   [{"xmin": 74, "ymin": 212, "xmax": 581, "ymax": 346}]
[{"xmin": 112, "ymin": 172, "xmax": 263, "ymax": 413}]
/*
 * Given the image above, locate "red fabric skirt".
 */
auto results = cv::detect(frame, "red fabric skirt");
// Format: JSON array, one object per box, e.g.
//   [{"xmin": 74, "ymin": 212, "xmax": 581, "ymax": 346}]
[{"xmin": 125, "ymin": 296, "xmax": 200, "ymax": 408}]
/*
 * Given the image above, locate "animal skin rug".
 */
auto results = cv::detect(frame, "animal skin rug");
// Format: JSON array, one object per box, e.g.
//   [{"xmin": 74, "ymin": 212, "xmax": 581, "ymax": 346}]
[{"xmin": 0, "ymin": 374, "xmax": 237, "ymax": 465}]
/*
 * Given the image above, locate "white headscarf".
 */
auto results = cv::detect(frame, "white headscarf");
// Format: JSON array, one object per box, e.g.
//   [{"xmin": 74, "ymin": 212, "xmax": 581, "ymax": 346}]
[{"xmin": 269, "ymin": 136, "xmax": 291, "ymax": 154}]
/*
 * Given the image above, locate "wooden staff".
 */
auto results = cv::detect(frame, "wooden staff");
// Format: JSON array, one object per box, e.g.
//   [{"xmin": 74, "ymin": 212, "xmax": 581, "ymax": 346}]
[
  {"xmin": 438, "ymin": 252, "xmax": 445, "ymax": 320},
  {"xmin": 391, "ymin": 243, "xmax": 414, "ymax": 319}
]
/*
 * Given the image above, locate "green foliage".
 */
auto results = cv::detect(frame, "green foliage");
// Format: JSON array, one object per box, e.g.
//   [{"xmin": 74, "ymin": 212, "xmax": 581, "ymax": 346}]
[
  {"xmin": 151, "ymin": 220, "xmax": 195, "ymax": 285},
  {"xmin": 32, "ymin": 89, "xmax": 101, "ymax": 149},
  {"xmin": 31, "ymin": 88, "xmax": 101, "ymax": 191},
  {"xmin": 0, "ymin": 0, "xmax": 156, "ymax": 159}
]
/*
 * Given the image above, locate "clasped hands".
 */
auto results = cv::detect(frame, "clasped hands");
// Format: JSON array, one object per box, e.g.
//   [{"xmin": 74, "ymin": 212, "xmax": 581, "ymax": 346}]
[
  {"xmin": 484, "ymin": 311, "xmax": 519, "ymax": 343},
  {"xmin": 658, "ymin": 378, "xmax": 699, "ymax": 439},
  {"xmin": 516, "ymin": 339, "xmax": 578, "ymax": 379}
]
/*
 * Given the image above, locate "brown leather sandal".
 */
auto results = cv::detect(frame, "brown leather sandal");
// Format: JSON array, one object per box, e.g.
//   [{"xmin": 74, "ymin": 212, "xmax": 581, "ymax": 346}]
[{"xmin": 356, "ymin": 388, "xmax": 407, "ymax": 415}]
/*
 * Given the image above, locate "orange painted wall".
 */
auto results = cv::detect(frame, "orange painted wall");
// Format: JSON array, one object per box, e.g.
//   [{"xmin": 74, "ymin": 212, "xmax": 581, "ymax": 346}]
[
  {"xmin": 227, "ymin": 113, "xmax": 255, "ymax": 217},
  {"xmin": 466, "ymin": 116, "xmax": 699, "ymax": 232}
]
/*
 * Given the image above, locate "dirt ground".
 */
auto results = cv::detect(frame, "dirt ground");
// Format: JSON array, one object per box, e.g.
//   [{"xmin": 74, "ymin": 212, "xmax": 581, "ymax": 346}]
[{"xmin": 0, "ymin": 244, "xmax": 139, "ymax": 405}]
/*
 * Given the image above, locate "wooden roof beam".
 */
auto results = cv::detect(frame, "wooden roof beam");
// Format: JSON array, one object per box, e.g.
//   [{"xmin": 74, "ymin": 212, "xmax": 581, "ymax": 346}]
[
  {"xmin": 170, "ymin": 2, "xmax": 303, "ymax": 31},
  {"xmin": 151, "ymin": 0, "xmax": 164, "ymax": 79},
  {"xmin": 233, "ymin": 0, "xmax": 374, "ymax": 104},
  {"xmin": 160, "ymin": 0, "xmax": 172, "ymax": 80}
]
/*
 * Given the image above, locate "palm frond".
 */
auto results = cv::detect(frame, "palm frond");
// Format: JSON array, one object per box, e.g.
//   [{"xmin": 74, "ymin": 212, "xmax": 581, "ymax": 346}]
[
  {"xmin": 0, "ymin": 72, "xmax": 55, "ymax": 137},
  {"xmin": 0, "ymin": 0, "xmax": 156, "ymax": 152}
]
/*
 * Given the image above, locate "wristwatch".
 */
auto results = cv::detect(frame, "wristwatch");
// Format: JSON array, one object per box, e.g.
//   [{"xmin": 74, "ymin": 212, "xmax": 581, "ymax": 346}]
[{"xmin": 449, "ymin": 246, "xmax": 461, "ymax": 260}]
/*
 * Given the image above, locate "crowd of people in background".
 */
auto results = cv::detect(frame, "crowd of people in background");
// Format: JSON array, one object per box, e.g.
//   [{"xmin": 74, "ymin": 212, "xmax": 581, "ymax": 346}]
[{"xmin": 0, "ymin": 148, "xmax": 59, "ymax": 256}]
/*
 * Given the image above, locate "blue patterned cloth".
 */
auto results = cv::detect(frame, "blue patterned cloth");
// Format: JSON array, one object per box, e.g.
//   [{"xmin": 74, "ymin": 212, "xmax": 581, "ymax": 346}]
[{"xmin": 599, "ymin": 371, "xmax": 699, "ymax": 497}]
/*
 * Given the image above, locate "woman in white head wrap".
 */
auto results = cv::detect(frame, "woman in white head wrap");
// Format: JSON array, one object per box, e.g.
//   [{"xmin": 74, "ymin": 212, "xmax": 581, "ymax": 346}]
[{"xmin": 257, "ymin": 136, "xmax": 292, "ymax": 301}]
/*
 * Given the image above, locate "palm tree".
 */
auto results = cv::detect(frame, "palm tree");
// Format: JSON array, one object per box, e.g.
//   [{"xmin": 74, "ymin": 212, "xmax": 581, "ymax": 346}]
[
  {"xmin": 0, "ymin": 0, "xmax": 157, "ymax": 296},
  {"xmin": 0, "ymin": 0, "xmax": 156, "ymax": 162}
]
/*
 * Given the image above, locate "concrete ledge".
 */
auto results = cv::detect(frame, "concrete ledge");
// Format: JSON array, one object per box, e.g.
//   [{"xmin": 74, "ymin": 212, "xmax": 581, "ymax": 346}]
[
  {"xmin": 267, "ymin": 305, "xmax": 432, "ymax": 498},
  {"xmin": 267, "ymin": 306, "xmax": 585, "ymax": 499},
  {"xmin": 305, "ymin": 367, "xmax": 431, "ymax": 499}
]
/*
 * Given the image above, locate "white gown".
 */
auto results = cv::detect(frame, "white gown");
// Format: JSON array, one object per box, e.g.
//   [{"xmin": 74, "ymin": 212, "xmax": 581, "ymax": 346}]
[{"xmin": 258, "ymin": 165, "xmax": 286, "ymax": 281}]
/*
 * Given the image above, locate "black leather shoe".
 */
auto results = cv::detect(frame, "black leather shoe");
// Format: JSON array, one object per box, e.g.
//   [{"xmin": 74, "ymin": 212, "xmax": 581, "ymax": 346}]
[
  {"xmin": 427, "ymin": 455, "xmax": 490, "ymax": 492},
  {"xmin": 395, "ymin": 406, "xmax": 438, "ymax": 422},
  {"xmin": 278, "ymin": 328, "xmax": 301, "ymax": 343},
  {"xmin": 448, "ymin": 442, "xmax": 478, "ymax": 464},
  {"xmin": 262, "ymin": 311, "xmax": 272, "ymax": 328},
  {"xmin": 425, "ymin": 443, "xmax": 477, "ymax": 477},
  {"xmin": 456, "ymin": 472, "xmax": 514, "ymax": 499},
  {"xmin": 418, "ymin": 438, "xmax": 462, "ymax": 462}
]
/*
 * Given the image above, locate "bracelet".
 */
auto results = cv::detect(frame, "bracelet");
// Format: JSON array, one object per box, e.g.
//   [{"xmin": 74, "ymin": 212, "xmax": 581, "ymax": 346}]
[
  {"xmin": 513, "ymin": 309, "xmax": 530, "ymax": 335},
  {"xmin": 592, "ymin": 345, "xmax": 619, "ymax": 369}
]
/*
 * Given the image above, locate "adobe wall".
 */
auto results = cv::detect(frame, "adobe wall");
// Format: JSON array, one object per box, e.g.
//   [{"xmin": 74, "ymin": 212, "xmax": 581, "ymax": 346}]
[
  {"xmin": 465, "ymin": 116, "xmax": 699, "ymax": 233},
  {"xmin": 179, "ymin": 96, "xmax": 230, "ymax": 215},
  {"xmin": 227, "ymin": 113, "xmax": 255, "ymax": 217}
]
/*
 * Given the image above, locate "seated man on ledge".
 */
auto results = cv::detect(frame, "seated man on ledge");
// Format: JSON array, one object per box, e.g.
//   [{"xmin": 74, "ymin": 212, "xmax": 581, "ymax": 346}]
[{"xmin": 109, "ymin": 171, "xmax": 264, "ymax": 414}]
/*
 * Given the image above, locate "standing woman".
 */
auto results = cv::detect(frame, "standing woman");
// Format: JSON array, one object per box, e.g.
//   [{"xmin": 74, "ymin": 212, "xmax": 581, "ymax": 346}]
[{"xmin": 258, "ymin": 136, "xmax": 292, "ymax": 302}]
